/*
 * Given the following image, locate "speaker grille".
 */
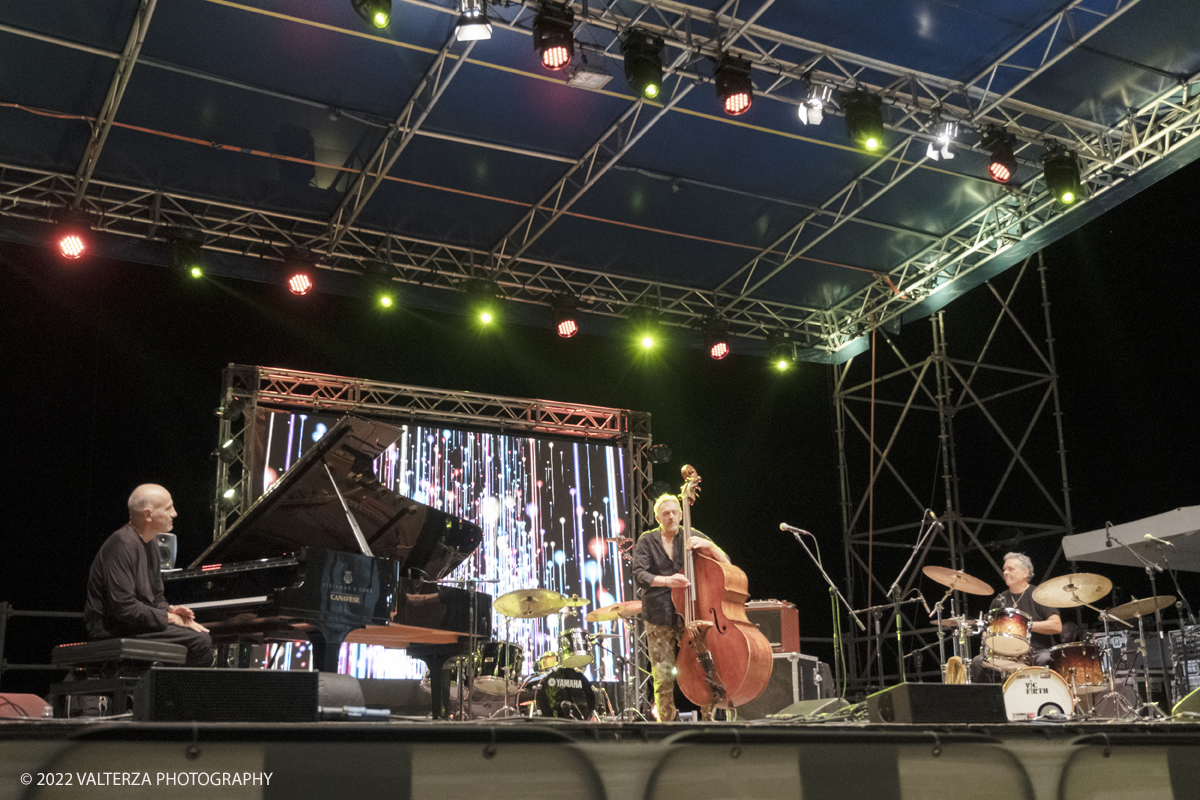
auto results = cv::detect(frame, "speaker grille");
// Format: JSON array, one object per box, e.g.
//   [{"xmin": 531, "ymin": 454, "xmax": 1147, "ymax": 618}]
[{"xmin": 135, "ymin": 668, "xmax": 319, "ymax": 722}]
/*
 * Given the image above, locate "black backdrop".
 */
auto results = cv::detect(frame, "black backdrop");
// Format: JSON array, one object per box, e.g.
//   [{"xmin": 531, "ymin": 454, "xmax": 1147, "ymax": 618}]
[{"xmin": 2, "ymin": 157, "xmax": 1197, "ymax": 696}]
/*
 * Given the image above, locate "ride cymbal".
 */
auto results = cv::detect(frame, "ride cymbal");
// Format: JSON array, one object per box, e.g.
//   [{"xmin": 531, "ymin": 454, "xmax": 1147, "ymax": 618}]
[
  {"xmin": 1030, "ymin": 573, "xmax": 1112, "ymax": 608},
  {"xmin": 1106, "ymin": 595, "xmax": 1176, "ymax": 620},
  {"xmin": 494, "ymin": 587, "xmax": 566, "ymax": 618},
  {"xmin": 561, "ymin": 594, "xmax": 591, "ymax": 608},
  {"xmin": 922, "ymin": 566, "xmax": 993, "ymax": 596},
  {"xmin": 585, "ymin": 600, "xmax": 642, "ymax": 622}
]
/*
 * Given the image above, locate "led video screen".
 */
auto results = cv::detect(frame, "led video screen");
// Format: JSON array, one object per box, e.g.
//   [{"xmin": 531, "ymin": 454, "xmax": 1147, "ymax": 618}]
[{"xmin": 253, "ymin": 409, "xmax": 636, "ymax": 684}]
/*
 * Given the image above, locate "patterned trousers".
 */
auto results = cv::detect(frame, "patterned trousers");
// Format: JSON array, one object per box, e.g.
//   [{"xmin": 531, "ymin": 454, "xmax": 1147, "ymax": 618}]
[{"xmin": 645, "ymin": 619, "xmax": 685, "ymax": 722}]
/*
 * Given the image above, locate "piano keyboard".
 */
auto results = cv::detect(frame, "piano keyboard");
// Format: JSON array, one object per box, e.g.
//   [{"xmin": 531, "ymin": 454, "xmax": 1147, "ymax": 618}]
[{"xmin": 186, "ymin": 596, "xmax": 268, "ymax": 609}]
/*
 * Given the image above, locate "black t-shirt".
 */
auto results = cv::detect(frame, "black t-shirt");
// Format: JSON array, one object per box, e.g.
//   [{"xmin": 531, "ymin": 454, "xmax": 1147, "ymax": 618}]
[
  {"xmin": 83, "ymin": 524, "xmax": 170, "ymax": 639},
  {"xmin": 989, "ymin": 585, "xmax": 1057, "ymax": 652},
  {"xmin": 632, "ymin": 528, "xmax": 713, "ymax": 627}
]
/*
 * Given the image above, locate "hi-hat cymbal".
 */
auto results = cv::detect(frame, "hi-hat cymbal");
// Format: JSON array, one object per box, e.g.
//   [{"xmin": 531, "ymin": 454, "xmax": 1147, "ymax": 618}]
[
  {"xmin": 934, "ymin": 616, "xmax": 983, "ymax": 633},
  {"xmin": 1030, "ymin": 573, "xmax": 1112, "ymax": 608},
  {"xmin": 561, "ymin": 594, "xmax": 591, "ymax": 608},
  {"xmin": 1107, "ymin": 595, "xmax": 1176, "ymax": 621},
  {"xmin": 922, "ymin": 566, "xmax": 993, "ymax": 596},
  {"xmin": 585, "ymin": 600, "xmax": 642, "ymax": 623},
  {"xmin": 494, "ymin": 587, "xmax": 566, "ymax": 618}
]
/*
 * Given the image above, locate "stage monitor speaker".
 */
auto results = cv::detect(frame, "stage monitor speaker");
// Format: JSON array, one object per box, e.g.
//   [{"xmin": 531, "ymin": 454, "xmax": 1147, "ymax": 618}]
[
  {"xmin": 0, "ymin": 693, "xmax": 53, "ymax": 719},
  {"xmin": 134, "ymin": 668, "xmax": 325, "ymax": 722},
  {"xmin": 745, "ymin": 600, "xmax": 800, "ymax": 654},
  {"xmin": 867, "ymin": 683, "xmax": 1007, "ymax": 724},
  {"xmin": 155, "ymin": 533, "xmax": 177, "ymax": 570},
  {"xmin": 737, "ymin": 653, "xmax": 833, "ymax": 720}
]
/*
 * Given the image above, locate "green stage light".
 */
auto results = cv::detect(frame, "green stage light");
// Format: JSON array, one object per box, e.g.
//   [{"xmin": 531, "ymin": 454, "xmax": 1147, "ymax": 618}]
[
  {"xmin": 767, "ymin": 330, "xmax": 795, "ymax": 372},
  {"xmin": 843, "ymin": 90, "xmax": 884, "ymax": 153},
  {"xmin": 352, "ymin": 0, "xmax": 391, "ymax": 28},
  {"xmin": 622, "ymin": 30, "xmax": 663, "ymax": 101},
  {"xmin": 1043, "ymin": 147, "xmax": 1082, "ymax": 205},
  {"xmin": 464, "ymin": 279, "xmax": 501, "ymax": 325},
  {"xmin": 190, "ymin": 266, "xmax": 203, "ymax": 279}
]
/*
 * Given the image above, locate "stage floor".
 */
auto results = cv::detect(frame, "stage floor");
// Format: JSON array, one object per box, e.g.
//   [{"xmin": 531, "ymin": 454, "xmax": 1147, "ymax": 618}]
[{"xmin": 4, "ymin": 716, "xmax": 1200, "ymax": 800}]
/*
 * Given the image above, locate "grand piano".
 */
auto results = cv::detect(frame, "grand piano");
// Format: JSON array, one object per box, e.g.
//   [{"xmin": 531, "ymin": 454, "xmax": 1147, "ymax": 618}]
[{"xmin": 164, "ymin": 416, "xmax": 492, "ymax": 716}]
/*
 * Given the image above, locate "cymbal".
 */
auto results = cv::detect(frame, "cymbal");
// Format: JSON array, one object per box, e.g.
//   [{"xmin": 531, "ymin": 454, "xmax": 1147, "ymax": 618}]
[
  {"xmin": 585, "ymin": 600, "xmax": 642, "ymax": 622},
  {"xmin": 598, "ymin": 537, "xmax": 633, "ymax": 545},
  {"xmin": 1107, "ymin": 595, "xmax": 1176, "ymax": 620},
  {"xmin": 934, "ymin": 616, "xmax": 982, "ymax": 632},
  {"xmin": 922, "ymin": 566, "xmax": 993, "ymax": 596},
  {"xmin": 1031, "ymin": 573, "xmax": 1112, "ymax": 608},
  {"xmin": 561, "ymin": 594, "xmax": 591, "ymax": 608},
  {"xmin": 494, "ymin": 587, "xmax": 566, "ymax": 618}
]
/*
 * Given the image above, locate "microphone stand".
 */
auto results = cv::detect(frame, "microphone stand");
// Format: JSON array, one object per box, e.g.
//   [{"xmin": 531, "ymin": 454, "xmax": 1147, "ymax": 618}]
[
  {"xmin": 783, "ymin": 525, "xmax": 864, "ymax": 699},
  {"xmin": 1109, "ymin": 533, "xmax": 1171, "ymax": 716},
  {"xmin": 884, "ymin": 513, "xmax": 942, "ymax": 683}
]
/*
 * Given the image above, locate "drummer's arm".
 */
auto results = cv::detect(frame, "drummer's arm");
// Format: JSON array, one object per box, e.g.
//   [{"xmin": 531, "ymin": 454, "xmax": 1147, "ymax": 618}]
[{"xmin": 1032, "ymin": 614, "xmax": 1062, "ymax": 636}]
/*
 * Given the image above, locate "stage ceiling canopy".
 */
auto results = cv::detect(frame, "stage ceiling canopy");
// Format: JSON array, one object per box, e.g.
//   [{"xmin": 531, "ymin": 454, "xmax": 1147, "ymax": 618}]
[{"xmin": 1, "ymin": 0, "xmax": 1198, "ymax": 361}]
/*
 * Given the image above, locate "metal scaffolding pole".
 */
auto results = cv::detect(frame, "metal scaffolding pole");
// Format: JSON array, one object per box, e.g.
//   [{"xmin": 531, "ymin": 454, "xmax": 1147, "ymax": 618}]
[{"xmin": 834, "ymin": 254, "xmax": 1073, "ymax": 696}]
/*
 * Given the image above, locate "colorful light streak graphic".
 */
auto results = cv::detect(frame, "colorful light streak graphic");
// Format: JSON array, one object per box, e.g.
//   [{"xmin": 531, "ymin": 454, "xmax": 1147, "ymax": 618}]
[{"xmin": 257, "ymin": 411, "xmax": 634, "ymax": 685}]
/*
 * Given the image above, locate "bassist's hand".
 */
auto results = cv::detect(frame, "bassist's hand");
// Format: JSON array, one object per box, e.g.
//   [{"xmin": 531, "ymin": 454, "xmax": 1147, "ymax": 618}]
[{"xmin": 660, "ymin": 573, "xmax": 690, "ymax": 588}]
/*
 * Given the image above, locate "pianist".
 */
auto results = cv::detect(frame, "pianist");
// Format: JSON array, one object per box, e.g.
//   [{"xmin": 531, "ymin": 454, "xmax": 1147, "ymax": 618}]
[{"xmin": 83, "ymin": 484, "xmax": 213, "ymax": 667}]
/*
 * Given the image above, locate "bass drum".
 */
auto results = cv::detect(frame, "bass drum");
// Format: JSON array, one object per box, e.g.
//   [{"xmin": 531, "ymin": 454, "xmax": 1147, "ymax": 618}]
[
  {"xmin": 525, "ymin": 668, "xmax": 596, "ymax": 719},
  {"xmin": 1002, "ymin": 666, "xmax": 1073, "ymax": 720}
]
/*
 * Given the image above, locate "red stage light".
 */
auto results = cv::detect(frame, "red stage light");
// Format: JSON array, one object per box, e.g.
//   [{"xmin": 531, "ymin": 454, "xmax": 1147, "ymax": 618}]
[
  {"xmin": 288, "ymin": 272, "xmax": 314, "ymax": 295},
  {"xmin": 542, "ymin": 45, "xmax": 571, "ymax": 70},
  {"xmin": 709, "ymin": 340, "xmax": 730, "ymax": 360},
  {"xmin": 57, "ymin": 233, "xmax": 86, "ymax": 259},
  {"xmin": 724, "ymin": 92, "xmax": 751, "ymax": 116},
  {"xmin": 988, "ymin": 162, "xmax": 1012, "ymax": 183},
  {"xmin": 557, "ymin": 317, "xmax": 579, "ymax": 338}
]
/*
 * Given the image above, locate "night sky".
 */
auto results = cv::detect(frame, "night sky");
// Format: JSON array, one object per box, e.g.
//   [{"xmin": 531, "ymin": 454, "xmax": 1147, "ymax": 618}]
[{"xmin": 2, "ymin": 155, "xmax": 1197, "ymax": 696}]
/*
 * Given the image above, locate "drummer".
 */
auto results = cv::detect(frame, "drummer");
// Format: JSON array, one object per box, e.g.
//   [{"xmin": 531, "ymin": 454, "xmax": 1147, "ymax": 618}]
[{"xmin": 971, "ymin": 552, "xmax": 1062, "ymax": 682}]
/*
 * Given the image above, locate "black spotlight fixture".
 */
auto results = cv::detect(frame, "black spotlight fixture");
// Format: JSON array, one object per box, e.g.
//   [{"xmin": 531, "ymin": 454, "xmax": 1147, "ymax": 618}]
[
  {"xmin": 630, "ymin": 306, "xmax": 661, "ymax": 350},
  {"xmin": 798, "ymin": 75, "xmax": 834, "ymax": 126},
  {"xmin": 169, "ymin": 234, "xmax": 205, "ymax": 279},
  {"xmin": 647, "ymin": 479, "xmax": 672, "ymax": 500},
  {"xmin": 218, "ymin": 397, "xmax": 246, "ymax": 422},
  {"xmin": 647, "ymin": 443, "xmax": 673, "ymax": 464},
  {"xmin": 351, "ymin": 0, "xmax": 391, "ymax": 28},
  {"xmin": 982, "ymin": 127, "xmax": 1018, "ymax": 184},
  {"xmin": 621, "ymin": 29, "xmax": 663, "ymax": 100},
  {"xmin": 1043, "ymin": 146, "xmax": 1082, "ymax": 205},
  {"xmin": 551, "ymin": 297, "xmax": 580, "ymax": 338},
  {"xmin": 767, "ymin": 330, "xmax": 796, "ymax": 372},
  {"xmin": 703, "ymin": 318, "xmax": 730, "ymax": 361},
  {"xmin": 842, "ymin": 90, "xmax": 885, "ymax": 152},
  {"xmin": 216, "ymin": 437, "xmax": 244, "ymax": 465},
  {"xmin": 464, "ymin": 278, "xmax": 502, "ymax": 325},
  {"xmin": 456, "ymin": 0, "xmax": 491, "ymax": 41},
  {"xmin": 715, "ymin": 55, "xmax": 753, "ymax": 115},
  {"xmin": 362, "ymin": 259, "xmax": 398, "ymax": 309},
  {"xmin": 533, "ymin": 3, "xmax": 574, "ymax": 72}
]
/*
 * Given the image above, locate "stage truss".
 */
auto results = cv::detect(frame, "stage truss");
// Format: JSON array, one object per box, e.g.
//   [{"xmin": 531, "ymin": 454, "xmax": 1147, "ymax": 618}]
[
  {"xmin": 212, "ymin": 364, "xmax": 655, "ymax": 715},
  {"xmin": 834, "ymin": 252, "xmax": 1072, "ymax": 695},
  {"xmin": 1, "ymin": 2, "xmax": 1198, "ymax": 357}
]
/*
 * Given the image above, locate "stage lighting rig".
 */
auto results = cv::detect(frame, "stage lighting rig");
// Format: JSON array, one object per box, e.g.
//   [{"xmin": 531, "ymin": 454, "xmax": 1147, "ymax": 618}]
[
  {"xmin": 456, "ymin": 0, "xmax": 491, "ymax": 41},
  {"xmin": 982, "ymin": 128, "xmax": 1018, "ymax": 184},
  {"xmin": 767, "ymin": 331, "xmax": 796, "ymax": 372},
  {"xmin": 703, "ymin": 318, "xmax": 730, "ymax": 360},
  {"xmin": 926, "ymin": 112, "xmax": 957, "ymax": 161},
  {"xmin": 621, "ymin": 29, "xmax": 663, "ymax": 100},
  {"xmin": 1043, "ymin": 146, "xmax": 1082, "ymax": 205},
  {"xmin": 534, "ymin": 3, "xmax": 574, "ymax": 72},
  {"xmin": 842, "ymin": 91, "xmax": 884, "ymax": 152},
  {"xmin": 798, "ymin": 77, "xmax": 834, "ymax": 126},
  {"xmin": 551, "ymin": 297, "xmax": 581, "ymax": 338},
  {"xmin": 351, "ymin": 0, "xmax": 391, "ymax": 28},
  {"xmin": 715, "ymin": 56, "xmax": 753, "ymax": 115}
]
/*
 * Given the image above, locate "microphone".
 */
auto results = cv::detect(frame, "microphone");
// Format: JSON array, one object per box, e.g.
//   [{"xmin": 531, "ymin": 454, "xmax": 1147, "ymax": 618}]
[
  {"xmin": 780, "ymin": 522, "xmax": 812, "ymax": 536},
  {"xmin": 1144, "ymin": 533, "xmax": 1175, "ymax": 548},
  {"xmin": 1105, "ymin": 521, "xmax": 1113, "ymax": 548}
]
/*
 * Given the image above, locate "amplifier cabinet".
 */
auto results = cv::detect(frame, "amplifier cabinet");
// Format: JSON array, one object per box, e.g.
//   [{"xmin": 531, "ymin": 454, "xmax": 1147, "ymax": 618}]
[
  {"xmin": 746, "ymin": 599, "xmax": 800, "ymax": 654},
  {"xmin": 737, "ymin": 653, "xmax": 832, "ymax": 719}
]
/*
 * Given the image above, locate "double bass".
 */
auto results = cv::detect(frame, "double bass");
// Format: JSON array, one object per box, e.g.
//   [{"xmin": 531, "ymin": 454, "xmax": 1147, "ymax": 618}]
[{"xmin": 671, "ymin": 464, "xmax": 773, "ymax": 710}]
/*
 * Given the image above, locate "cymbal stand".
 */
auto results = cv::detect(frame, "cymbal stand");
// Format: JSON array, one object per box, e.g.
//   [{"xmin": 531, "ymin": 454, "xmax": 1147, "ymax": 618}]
[
  {"xmin": 588, "ymin": 634, "xmax": 625, "ymax": 721},
  {"xmin": 1096, "ymin": 611, "xmax": 1136, "ymax": 719},
  {"xmin": 1146, "ymin": 546, "xmax": 1178, "ymax": 706},
  {"xmin": 1131, "ymin": 612, "xmax": 1167, "ymax": 718},
  {"xmin": 931, "ymin": 587, "xmax": 952, "ymax": 675},
  {"xmin": 884, "ymin": 513, "xmax": 942, "ymax": 684},
  {"xmin": 499, "ymin": 614, "xmax": 518, "ymax": 717}
]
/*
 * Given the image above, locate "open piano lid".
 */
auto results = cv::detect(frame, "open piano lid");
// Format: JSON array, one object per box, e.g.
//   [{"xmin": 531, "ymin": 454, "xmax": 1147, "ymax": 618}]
[{"xmin": 190, "ymin": 415, "xmax": 482, "ymax": 578}]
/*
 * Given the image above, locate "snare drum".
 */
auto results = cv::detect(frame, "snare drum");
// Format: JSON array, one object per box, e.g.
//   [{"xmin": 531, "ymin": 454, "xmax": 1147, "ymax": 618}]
[
  {"xmin": 474, "ymin": 641, "xmax": 524, "ymax": 693},
  {"xmin": 1002, "ymin": 667, "xmax": 1073, "ymax": 720},
  {"xmin": 1049, "ymin": 642, "xmax": 1107, "ymax": 694},
  {"xmin": 980, "ymin": 646, "xmax": 1029, "ymax": 673},
  {"xmin": 535, "ymin": 651, "xmax": 559, "ymax": 672},
  {"xmin": 983, "ymin": 607, "xmax": 1032, "ymax": 656},
  {"xmin": 524, "ymin": 667, "xmax": 596, "ymax": 719},
  {"xmin": 557, "ymin": 629, "xmax": 594, "ymax": 668}
]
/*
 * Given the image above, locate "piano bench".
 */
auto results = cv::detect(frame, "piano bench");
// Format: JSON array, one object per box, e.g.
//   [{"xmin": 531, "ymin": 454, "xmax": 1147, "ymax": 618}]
[{"xmin": 48, "ymin": 640, "xmax": 188, "ymax": 718}]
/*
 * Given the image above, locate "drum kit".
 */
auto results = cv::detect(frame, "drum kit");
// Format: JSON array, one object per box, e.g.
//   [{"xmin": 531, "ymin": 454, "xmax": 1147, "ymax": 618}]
[
  {"xmin": 922, "ymin": 565, "xmax": 1178, "ymax": 719},
  {"xmin": 434, "ymin": 587, "xmax": 641, "ymax": 720}
]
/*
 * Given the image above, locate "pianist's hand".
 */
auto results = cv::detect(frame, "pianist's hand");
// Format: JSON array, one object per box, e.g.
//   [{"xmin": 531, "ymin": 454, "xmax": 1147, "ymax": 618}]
[
  {"xmin": 169, "ymin": 604, "xmax": 195, "ymax": 623},
  {"xmin": 168, "ymin": 610, "xmax": 210, "ymax": 633}
]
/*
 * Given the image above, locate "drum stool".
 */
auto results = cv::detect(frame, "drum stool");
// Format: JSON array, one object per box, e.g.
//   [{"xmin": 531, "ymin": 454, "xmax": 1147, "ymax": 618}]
[{"xmin": 48, "ymin": 639, "xmax": 188, "ymax": 717}]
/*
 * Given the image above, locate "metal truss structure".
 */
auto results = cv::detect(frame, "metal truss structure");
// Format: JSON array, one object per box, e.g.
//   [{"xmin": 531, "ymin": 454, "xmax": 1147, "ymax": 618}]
[
  {"xmin": 212, "ymin": 364, "xmax": 655, "ymax": 712},
  {"xmin": 2, "ymin": 0, "xmax": 1198, "ymax": 358},
  {"xmin": 833, "ymin": 253, "xmax": 1072, "ymax": 694}
]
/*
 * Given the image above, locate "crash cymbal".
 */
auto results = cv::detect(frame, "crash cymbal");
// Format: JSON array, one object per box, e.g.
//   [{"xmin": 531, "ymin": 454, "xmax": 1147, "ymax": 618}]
[
  {"xmin": 1107, "ymin": 595, "xmax": 1176, "ymax": 621},
  {"xmin": 922, "ymin": 566, "xmax": 994, "ymax": 596},
  {"xmin": 494, "ymin": 587, "xmax": 566, "ymax": 618},
  {"xmin": 1031, "ymin": 573, "xmax": 1112, "ymax": 608},
  {"xmin": 585, "ymin": 600, "xmax": 642, "ymax": 623},
  {"xmin": 561, "ymin": 594, "xmax": 591, "ymax": 608},
  {"xmin": 934, "ymin": 616, "xmax": 982, "ymax": 633}
]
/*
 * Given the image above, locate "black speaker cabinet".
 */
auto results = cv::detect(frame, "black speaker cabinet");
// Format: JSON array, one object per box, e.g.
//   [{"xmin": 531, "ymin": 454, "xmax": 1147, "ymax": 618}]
[
  {"xmin": 134, "ymin": 668, "xmax": 322, "ymax": 722},
  {"xmin": 737, "ymin": 653, "xmax": 833, "ymax": 719},
  {"xmin": 867, "ymin": 683, "xmax": 1007, "ymax": 724}
]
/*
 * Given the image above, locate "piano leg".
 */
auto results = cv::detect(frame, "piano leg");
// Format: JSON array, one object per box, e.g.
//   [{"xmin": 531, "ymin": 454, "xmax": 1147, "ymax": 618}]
[
  {"xmin": 308, "ymin": 624, "xmax": 359, "ymax": 674},
  {"xmin": 413, "ymin": 652, "xmax": 455, "ymax": 720}
]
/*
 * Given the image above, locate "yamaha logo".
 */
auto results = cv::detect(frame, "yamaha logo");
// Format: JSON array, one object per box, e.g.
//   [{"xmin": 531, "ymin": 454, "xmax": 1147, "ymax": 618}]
[{"xmin": 549, "ymin": 677, "xmax": 583, "ymax": 689}]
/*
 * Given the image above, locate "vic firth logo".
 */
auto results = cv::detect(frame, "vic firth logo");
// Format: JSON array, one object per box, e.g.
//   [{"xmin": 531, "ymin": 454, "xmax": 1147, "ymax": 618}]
[
  {"xmin": 549, "ymin": 677, "xmax": 583, "ymax": 689},
  {"xmin": 1024, "ymin": 682, "xmax": 1049, "ymax": 695},
  {"xmin": 330, "ymin": 593, "xmax": 362, "ymax": 603}
]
